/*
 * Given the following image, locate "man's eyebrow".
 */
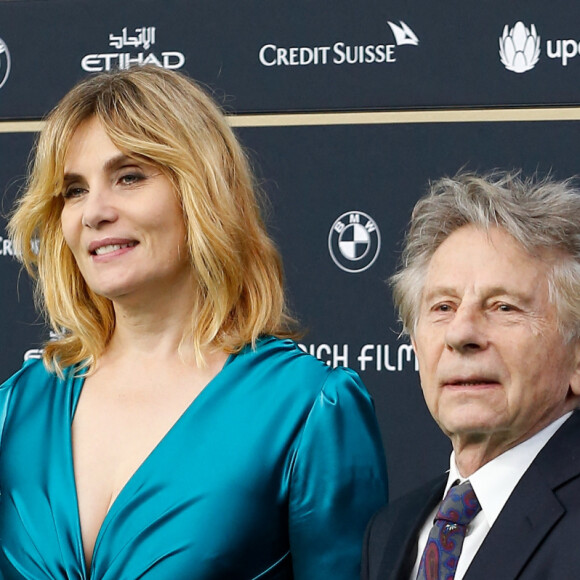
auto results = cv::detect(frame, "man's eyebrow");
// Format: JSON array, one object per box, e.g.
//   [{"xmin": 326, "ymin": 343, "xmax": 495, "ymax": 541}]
[
  {"xmin": 422, "ymin": 287, "xmax": 457, "ymax": 303},
  {"xmin": 423, "ymin": 285, "xmax": 535, "ymax": 305}
]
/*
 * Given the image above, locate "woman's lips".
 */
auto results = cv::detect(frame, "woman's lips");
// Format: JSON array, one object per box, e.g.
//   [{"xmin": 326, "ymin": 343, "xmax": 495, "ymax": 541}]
[
  {"xmin": 88, "ymin": 238, "xmax": 139, "ymax": 256},
  {"xmin": 92, "ymin": 242, "xmax": 138, "ymax": 256}
]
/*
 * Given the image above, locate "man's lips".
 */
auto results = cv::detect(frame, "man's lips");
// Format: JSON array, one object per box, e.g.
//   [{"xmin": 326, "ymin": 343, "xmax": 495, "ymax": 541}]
[
  {"xmin": 88, "ymin": 238, "xmax": 139, "ymax": 256},
  {"xmin": 442, "ymin": 377, "xmax": 501, "ymax": 388}
]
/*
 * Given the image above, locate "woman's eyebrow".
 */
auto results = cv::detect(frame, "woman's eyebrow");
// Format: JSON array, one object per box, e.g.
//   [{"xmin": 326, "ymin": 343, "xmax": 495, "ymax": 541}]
[
  {"xmin": 63, "ymin": 154, "xmax": 135, "ymax": 183},
  {"xmin": 103, "ymin": 153, "xmax": 135, "ymax": 172}
]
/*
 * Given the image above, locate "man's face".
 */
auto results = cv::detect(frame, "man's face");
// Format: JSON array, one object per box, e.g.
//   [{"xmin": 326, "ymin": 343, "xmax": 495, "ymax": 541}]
[{"xmin": 412, "ymin": 225, "xmax": 580, "ymax": 461}]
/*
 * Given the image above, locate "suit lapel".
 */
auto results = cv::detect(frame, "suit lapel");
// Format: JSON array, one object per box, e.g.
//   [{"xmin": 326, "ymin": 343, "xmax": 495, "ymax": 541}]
[
  {"xmin": 465, "ymin": 412, "xmax": 580, "ymax": 580},
  {"xmin": 464, "ymin": 462, "xmax": 564, "ymax": 580}
]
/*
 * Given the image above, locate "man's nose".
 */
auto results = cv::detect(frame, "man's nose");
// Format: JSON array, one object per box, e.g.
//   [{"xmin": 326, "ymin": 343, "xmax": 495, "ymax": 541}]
[{"xmin": 444, "ymin": 303, "xmax": 488, "ymax": 353}]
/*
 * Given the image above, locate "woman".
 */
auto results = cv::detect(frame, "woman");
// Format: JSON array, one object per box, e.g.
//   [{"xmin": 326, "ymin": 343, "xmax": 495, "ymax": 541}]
[{"xmin": 2, "ymin": 66, "xmax": 387, "ymax": 579}]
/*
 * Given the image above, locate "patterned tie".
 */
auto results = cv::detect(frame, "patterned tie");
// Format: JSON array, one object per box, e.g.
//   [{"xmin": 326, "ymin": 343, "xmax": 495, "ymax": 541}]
[{"xmin": 416, "ymin": 480, "xmax": 481, "ymax": 580}]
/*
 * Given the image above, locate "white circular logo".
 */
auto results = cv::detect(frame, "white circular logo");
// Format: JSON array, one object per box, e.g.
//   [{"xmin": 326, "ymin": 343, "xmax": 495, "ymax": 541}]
[
  {"xmin": 328, "ymin": 211, "xmax": 381, "ymax": 273},
  {"xmin": 0, "ymin": 37, "xmax": 11, "ymax": 89}
]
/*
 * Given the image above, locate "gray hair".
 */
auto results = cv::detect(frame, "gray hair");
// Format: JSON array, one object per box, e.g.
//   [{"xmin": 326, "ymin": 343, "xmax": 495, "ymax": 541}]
[{"xmin": 391, "ymin": 170, "xmax": 580, "ymax": 341}]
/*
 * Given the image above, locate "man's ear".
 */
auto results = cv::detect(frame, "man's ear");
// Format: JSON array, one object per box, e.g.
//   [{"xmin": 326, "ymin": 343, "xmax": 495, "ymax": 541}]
[
  {"xmin": 410, "ymin": 336, "xmax": 421, "ymax": 372},
  {"xmin": 568, "ymin": 340, "xmax": 580, "ymax": 396}
]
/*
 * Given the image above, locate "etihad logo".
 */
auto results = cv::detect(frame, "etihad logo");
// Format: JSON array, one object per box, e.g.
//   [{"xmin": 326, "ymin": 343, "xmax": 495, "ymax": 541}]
[
  {"xmin": 387, "ymin": 21, "xmax": 419, "ymax": 46},
  {"xmin": 0, "ymin": 36, "xmax": 11, "ymax": 90},
  {"xmin": 499, "ymin": 21, "xmax": 580, "ymax": 73},
  {"xmin": 259, "ymin": 21, "xmax": 418, "ymax": 67},
  {"xmin": 499, "ymin": 22, "xmax": 540, "ymax": 73},
  {"xmin": 81, "ymin": 26, "xmax": 185, "ymax": 72}
]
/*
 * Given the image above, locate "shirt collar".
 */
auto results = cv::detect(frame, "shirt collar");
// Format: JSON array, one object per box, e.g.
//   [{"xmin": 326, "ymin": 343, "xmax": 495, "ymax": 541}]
[{"xmin": 445, "ymin": 412, "xmax": 572, "ymax": 526}]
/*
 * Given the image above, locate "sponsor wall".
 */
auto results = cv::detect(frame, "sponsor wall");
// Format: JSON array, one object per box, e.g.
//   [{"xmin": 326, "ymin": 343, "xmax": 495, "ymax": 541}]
[{"xmin": 1, "ymin": 0, "xmax": 580, "ymax": 500}]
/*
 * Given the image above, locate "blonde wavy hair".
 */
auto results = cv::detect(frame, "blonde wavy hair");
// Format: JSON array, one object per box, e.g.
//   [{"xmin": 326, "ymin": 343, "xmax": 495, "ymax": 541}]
[{"xmin": 9, "ymin": 65, "xmax": 297, "ymax": 374}]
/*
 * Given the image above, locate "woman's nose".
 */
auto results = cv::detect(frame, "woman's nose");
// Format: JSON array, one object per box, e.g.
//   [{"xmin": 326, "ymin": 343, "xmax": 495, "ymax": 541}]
[{"xmin": 81, "ymin": 187, "xmax": 118, "ymax": 229}]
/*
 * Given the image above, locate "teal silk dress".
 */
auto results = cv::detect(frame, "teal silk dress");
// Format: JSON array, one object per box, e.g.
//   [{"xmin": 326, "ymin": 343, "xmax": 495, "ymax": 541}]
[{"xmin": 0, "ymin": 337, "xmax": 387, "ymax": 579}]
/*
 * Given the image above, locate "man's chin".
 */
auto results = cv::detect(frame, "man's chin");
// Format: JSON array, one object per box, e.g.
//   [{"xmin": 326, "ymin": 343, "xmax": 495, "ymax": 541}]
[{"xmin": 438, "ymin": 408, "xmax": 507, "ymax": 442}]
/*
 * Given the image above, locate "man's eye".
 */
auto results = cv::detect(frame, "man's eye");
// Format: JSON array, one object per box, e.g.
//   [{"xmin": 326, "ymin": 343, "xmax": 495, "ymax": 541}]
[{"xmin": 497, "ymin": 303, "xmax": 514, "ymax": 312}]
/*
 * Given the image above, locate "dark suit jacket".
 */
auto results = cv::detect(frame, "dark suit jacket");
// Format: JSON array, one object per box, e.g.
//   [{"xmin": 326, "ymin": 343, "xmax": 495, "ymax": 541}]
[{"xmin": 362, "ymin": 411, "xmax": 580, "ymax": 580}]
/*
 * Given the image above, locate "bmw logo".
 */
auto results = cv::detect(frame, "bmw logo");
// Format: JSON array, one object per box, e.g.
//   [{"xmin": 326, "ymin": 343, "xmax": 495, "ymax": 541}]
[
  {"xmin": 0, "ymin": 37, "xmax": 11, "ymax": 90},
  {"xmin": 328, "ymin": 211, "xmax": 381, "ymax": 273}
]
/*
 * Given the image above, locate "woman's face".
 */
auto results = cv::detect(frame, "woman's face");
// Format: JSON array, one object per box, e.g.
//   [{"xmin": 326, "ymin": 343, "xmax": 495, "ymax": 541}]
[{"xmin": 60, "ymin": 117, "xmax": 192, "ymax": 304}]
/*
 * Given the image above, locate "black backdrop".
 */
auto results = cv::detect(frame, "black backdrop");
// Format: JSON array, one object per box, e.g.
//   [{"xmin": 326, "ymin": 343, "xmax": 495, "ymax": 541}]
[{"xmin": 1, "ymin": 0, "xmax": 580, "ymax": 500}]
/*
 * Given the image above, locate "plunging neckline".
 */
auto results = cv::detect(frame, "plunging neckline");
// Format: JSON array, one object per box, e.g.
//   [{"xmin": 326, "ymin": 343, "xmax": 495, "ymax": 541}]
[{"xmin": 67, "ymin": 351, "xmax": 237, "ymax": 574}]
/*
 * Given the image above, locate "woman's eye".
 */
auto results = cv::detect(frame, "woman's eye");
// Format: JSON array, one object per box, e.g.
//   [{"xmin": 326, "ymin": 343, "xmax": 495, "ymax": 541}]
[
  {"xmin": 119, "ymin": 173, "xmax": 144, "ymax": 185},
  {"xmin": 63, "ymin": 187, "xmax": 86, "ymax": 199}
]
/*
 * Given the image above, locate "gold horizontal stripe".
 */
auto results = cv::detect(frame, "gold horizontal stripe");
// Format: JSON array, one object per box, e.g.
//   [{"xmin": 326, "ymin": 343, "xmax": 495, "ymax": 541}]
[
  {"xmin": 1, "ymin": 107, "xmax": 580, "ymax": 133},
  {"xmin": 227, "ymin": 107, "xmax": 580, "ymax": 127},
  {"xmin": 0, "ymin": 120, "xmax": 44, "ymax": 133}
]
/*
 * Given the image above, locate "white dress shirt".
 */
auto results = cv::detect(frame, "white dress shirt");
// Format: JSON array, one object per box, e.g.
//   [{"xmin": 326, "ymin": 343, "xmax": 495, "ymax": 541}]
[{"xmin": 410, "ymin": 412, "xmax": 572, "ymax": 580}]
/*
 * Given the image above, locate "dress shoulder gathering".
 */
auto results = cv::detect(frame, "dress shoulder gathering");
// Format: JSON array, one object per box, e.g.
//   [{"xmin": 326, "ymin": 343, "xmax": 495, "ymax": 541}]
[{"xmin": 0, "ymin": 336, "xmax": 387, "ymax": 579}]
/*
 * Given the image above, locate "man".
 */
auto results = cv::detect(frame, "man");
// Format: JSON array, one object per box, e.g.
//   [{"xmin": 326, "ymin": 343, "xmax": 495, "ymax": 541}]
[{"xmin": 362, "ymin": 171, "xmax": 580, "ymax": 580}]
